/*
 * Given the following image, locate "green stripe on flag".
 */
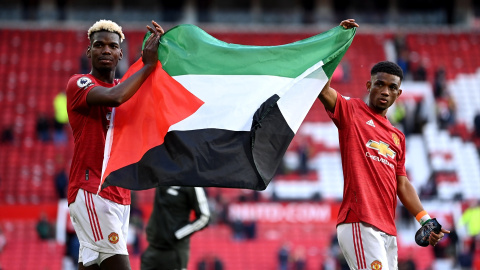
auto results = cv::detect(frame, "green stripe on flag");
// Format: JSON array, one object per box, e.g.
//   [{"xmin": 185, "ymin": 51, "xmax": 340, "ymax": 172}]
[{"xmin": 143, "ymin": 24, "xmax": 355, "ymax": 78}]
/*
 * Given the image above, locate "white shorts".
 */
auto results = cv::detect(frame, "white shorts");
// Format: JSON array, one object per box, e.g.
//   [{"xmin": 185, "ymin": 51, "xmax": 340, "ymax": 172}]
[
  {"xmin": 337, "ymin": 222, "xmax": 398, "ymax": 270},
  {"xmin": 69, "ymin": 189, "xmax": 130, "ymax": 266}
]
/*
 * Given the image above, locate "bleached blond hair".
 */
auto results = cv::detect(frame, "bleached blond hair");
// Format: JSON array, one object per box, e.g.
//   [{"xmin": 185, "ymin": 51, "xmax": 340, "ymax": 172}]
[{"xmin": 87, "ymin": 19, "xmax": 125, "ymax": 43}]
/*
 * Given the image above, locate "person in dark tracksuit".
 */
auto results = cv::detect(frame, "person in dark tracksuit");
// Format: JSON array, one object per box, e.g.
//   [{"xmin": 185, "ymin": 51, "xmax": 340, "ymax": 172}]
[{"xmin": 141, "ymin": 186, "xmax": 210, "ymax": 270}]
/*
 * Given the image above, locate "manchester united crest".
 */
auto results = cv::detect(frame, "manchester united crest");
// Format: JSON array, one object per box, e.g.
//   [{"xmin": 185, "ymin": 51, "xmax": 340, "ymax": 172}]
[
  {"xmin": 371, "ymin": 260, "xmax": 382, "ymax": 270},
  {"xmin": 392, "ymin": 133, "xmax": 400, "ymax": 146},
  {"xmin": 108, "ymin": 232, "xmax": 119, "ymax": 244}
]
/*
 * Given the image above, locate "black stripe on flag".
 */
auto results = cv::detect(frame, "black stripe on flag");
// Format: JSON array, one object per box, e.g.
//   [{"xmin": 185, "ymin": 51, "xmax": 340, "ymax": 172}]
[{"xmin": 102, "ymin": 94, "xmax": 295, "ymax": 190}]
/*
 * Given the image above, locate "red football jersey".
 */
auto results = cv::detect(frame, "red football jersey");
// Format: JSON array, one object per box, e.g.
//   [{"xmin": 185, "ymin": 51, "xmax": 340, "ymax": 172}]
[
  {"xmin": 66, "ymin": 74, "xmax": 130, "ymax": 205},
  {"xmin": 328, "ymin": 92, "xmax": 407, "ymax": 236}
]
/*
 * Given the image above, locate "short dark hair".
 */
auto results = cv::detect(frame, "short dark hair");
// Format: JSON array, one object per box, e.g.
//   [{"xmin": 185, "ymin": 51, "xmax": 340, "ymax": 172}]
[{"xmin": 371, "ymin": 61, "xmax": 404, "ymax": 81}]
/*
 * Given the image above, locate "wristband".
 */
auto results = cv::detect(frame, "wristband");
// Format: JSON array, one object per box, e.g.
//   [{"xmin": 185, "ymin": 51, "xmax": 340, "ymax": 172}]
[{"xmin": 415, "ymin": 210, "xmax": 431, "ymax": 226}]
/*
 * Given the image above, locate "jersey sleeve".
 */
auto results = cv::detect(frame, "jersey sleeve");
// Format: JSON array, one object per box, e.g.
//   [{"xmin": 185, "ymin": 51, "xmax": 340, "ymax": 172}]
[
  {"xmin": 174, "ymin": 187, "xmax": 210, "ymax": 240},
  {"xmin": 396, "ymin": 134, "xmax": 407, "ymax": 176},
  {"xmin": 326, "ymin": 91, "xmax": 355, "ymax": 130},
  {"xmin": 66, "ymin": 75, "xmax": 97, "ymax": 114}
]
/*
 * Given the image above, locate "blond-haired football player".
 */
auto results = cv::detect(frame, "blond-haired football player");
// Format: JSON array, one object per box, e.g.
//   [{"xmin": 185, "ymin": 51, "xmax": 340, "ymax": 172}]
[{"xmin": 66, "ymin": 19, "xmax": 163, "ymax": 269}]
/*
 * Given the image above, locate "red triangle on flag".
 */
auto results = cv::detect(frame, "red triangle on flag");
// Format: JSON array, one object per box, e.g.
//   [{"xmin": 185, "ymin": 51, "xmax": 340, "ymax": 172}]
[{"xmin": 101, "ymin": 59, "xmax": 204, "ymax": 185}]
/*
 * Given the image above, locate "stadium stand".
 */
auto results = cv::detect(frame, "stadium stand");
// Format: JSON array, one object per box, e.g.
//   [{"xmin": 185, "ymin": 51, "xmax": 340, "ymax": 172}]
[
  {"xmin": 0, "ymin": 220, "xmax": 64, "ymax": 270},
  {"xmin": 2, "ymin": 22, "xmax": 480, "ymax": 269}
]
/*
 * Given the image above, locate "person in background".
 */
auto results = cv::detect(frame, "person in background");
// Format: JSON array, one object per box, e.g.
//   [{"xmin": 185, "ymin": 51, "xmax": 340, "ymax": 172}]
[
  {"xmin": 0, "ymin": 125, "xmax": 14, "ymax": 144},
  {"xmin": 141, "ymin": 186, "xmax": 210, "ymax": 270},
  {"xmin": 36, "ymin": 212, "xmax": 54, "ymax": 240},
  {"xmin": 0, "ymin": 226, "xmax": 7, "ymax": 270},
  {"xmin": 458, "ymin": 200, "xmax": 480, "ymax": 254},
  {"xmin": 472, "ymin": 112, "xmax": 480, "ymax": 152},
  {"xmin": 53, "ymin": 91, "xmax": 69, "ymax": 144},
  {"xmin": 36, "ymin": 113, "xmax": 51, "ymax": 142},
  {"xmin": 277, "ymin": 242, "xmax": 290, "ymax": 270},
  {"xmin": 197, "ymin": 254, "xmax": 224, "ymax": 270},
  {"xmin": 65, "ymin": 212, "xmax": 80, "ymax": 270}
]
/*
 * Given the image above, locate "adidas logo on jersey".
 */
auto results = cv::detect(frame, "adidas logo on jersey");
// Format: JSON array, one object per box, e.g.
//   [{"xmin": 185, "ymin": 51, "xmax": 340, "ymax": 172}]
[{"xmin": 366, "ymin": 119, "xmax": 375, "ymax": 127}]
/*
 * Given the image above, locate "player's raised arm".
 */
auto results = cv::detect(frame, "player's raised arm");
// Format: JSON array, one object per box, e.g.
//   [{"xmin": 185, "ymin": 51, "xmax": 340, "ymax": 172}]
[
  {"xmin": 318, "ymin": 77, "xmax": 337, "ymax": 113},
  {"xmin": 86, "ymin": 20, "xmax": 163, "ymax": 107},
  {"xmin": 318, "ymin": 19, "xmax": 358, "ymax": 113}
]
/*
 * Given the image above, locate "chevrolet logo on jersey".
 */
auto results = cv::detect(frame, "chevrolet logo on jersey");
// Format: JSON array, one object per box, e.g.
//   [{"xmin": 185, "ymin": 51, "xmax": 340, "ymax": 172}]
[{"xmin": 366, "ymin": 140, "xmax": 396, "ymax": 159}]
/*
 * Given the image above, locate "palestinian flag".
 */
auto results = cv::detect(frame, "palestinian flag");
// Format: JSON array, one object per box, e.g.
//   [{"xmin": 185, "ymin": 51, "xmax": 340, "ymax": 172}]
[{"xmin": 100, "ymin": 24, "xmax": 355, "ymax": 191}]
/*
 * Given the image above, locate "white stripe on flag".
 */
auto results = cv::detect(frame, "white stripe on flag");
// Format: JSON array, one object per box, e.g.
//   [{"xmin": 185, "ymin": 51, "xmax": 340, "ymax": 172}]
[
  {"xmin": 277, "ymin": 61, "xmax": 327, "ymax": 133},
  {"xmin": 170, "ymin": 75, "xmax": 292, "ymax": 132},
  {"xmin": 170, "ymin": 64, "xmax": 327, "ymax": 135}
]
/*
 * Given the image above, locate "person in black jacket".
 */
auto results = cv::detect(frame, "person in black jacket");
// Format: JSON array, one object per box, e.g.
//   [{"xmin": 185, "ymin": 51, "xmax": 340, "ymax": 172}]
[{"xmin": 141, "ymin": 186, "xmax": 210, "ymax": 270}]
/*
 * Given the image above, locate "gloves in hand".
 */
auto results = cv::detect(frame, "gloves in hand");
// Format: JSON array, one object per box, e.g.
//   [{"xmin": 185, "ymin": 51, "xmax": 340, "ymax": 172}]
[{"xmin": 415, "ymin": 218, "xmax": 442, "ymax": 247}]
